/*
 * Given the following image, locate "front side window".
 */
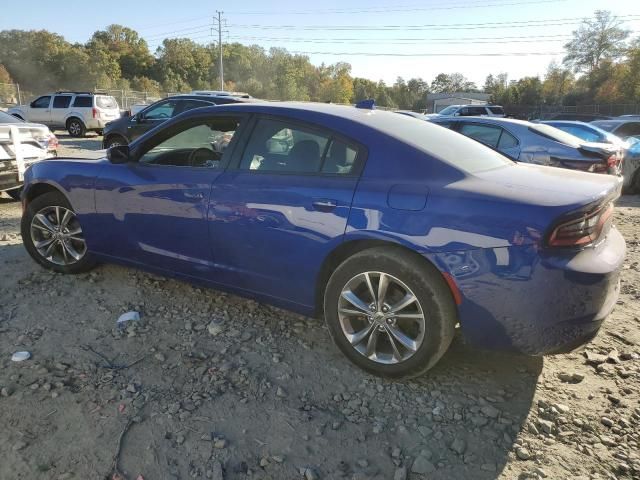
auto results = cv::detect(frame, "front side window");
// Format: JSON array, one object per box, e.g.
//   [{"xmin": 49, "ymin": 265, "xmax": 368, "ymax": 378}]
[
  {"xmin": 459, "ymin": 123, "xmax": 502, "ymax": 148},
  {"xmin": 73, "ymin": 96, "xmax": 92, "ymax": 108},
  {"xmin": 139, "ymin": 117, "xmax": 240, "ymax": 168},
  {"xmin": 240, "ymin": 118, "xmax": 359, "ymax": 175},
  {"xmin": 53, "ymin": 95, "xmax": 72, "ymax": 108},
  {"xmin": 180, "ymin": 99, "xmax": 214, "ymax": 113},
  {"xmin": 142, "ymin": 101, "xmax": 178, "ymax": 120},
  {"xmin": 438, "ymin": 106, "xmax": 459, "ymax": 116},
  {"xmin": 32, "ymin": 96, "xmax": 51, "ymax": 108}
]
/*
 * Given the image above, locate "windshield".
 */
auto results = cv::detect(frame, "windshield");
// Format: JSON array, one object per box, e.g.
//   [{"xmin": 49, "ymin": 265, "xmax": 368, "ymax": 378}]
[
  {"xmin": 96, "ymin": 96, "xmax": 118, "ymax": 109},
  {"xmin": 529, "ymin": 124, "xmax": 582, "ymax": 147},
  {"xmin": 369, "ymin": 110, "xmax": 514, "ymax": 173},
  {"xmin": 438, "ymin": 106, "xmax": 459, "ymax": 116},
  {"xmin": 0, "ymin": 111, "xmax": 23, "ymax": 123}
]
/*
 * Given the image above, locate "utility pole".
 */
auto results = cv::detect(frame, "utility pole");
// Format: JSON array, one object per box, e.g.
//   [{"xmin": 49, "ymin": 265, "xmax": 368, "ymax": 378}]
[{"xmin": 213, "ymin": 11, "xmax": 225, "ymax": 91}]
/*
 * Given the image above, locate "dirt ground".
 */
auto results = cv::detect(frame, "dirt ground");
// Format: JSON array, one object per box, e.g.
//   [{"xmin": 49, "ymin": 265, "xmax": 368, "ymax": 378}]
[{"xmin": 0, "ymin": 135, "xmax": 638, "ymax": 480}]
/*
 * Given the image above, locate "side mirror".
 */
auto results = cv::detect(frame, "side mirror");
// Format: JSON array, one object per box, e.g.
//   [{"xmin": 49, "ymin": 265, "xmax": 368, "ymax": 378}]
[
  {"xmin": 122, "ymin": 110, "xmax": 131, "ymax": 118},
  {"xmin": 30, "ymin": 101, "xmax": 35, "ymax": 108},
  {"xmin": 453, "ymin": 112, "xmax": 460, "ymax": 117},
  {"xmin": 107, "ymin": 145, "xmax": 131, "ymax": 164},
  {"xmin": 135, "ymin": 114, "xmax": 145, "ymax": 123}
]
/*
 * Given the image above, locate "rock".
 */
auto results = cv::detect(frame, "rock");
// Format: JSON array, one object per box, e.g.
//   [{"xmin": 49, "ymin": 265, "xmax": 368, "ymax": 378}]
[
  {"xmin": 1, "ymin": 386, "xmax": 13, "ymax": 397},
  {"xmin": 207, "ymin": 321, "xmax": 223, "ymax": 336},
  {"xmin": 481, "ymin": 405, "xmax": 500, "ymax": 418},
  {"xmin": 411, "ymin": 456, "xmax": 436, "ymax": 474},
  {"xmin": 480, "ymin": 463, "xmax": 496, "ymax": 472},
  {"xmin": 303, "ymin": 467, "xmax": 319, "ymax": 480},
  {"xmin": 516, "ymin": 447, "xmax": 531, "ymax": 460},
  {"xmin": 450, "ymin": 438, "xmax": 467, "ymax": 455},
  {"xmin": 393, "ymin": 467, "xmax": 408, "ymax": 480},
  {"xmin": 260, "ymin": 457, "xmax": 270, "ymax": 467},
  {"xmin": 214, "ymin": 437, "xmax": 228, "ymax": 449},
  {"xmin": 607, "ymin": 348, "xmax": 620, "ymax": 363},
  {"xmin": 276, "ymin": 386, "xmax": 287, "ymax": 398},
  {"xmin": 538, "ymin": 419, "xmax": 555, "ymax": 435},
  {"xmin": 585, "ymin": 351, "xmax": 607, "ymax": 365},
  {"xmin": 554, "ymin": 403, "xmax": 570, "ymax": 414},
  {"xmin": 271, "ymin": 455, "xmax": 284, "ymax": 463},
  {"xmin": 533, "ymin": 467, "xmax": 548, "ymax": 478},
  {"xmin": 12, "ymin": 440, "xmax": 28, "ymax": 451},
  {"xmin": 601, "ymin": 417, "xmax": 614, "ymax": 427},
  {"xmin": 176, "ymin": 434, "xmax": 185, "ymax": 445},
  {"xmin": 357, "ymin": 459, "xmax": 369, "ymax": 468},
  {"xmin": 154, "ymin": 352, "xmax": 166, "ymax": 362}
]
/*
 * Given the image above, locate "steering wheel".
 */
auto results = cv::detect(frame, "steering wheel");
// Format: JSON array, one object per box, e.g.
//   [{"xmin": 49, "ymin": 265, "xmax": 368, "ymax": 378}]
[{"xmin": 187, "ymin": 148, "xmax": 215, "ymax": 167}]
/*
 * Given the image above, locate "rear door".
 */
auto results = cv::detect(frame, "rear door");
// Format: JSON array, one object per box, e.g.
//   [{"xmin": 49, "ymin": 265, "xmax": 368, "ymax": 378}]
[
  {"xmin": 208, "ymin": 115, "xmax": 365, "ymax": 306},
  {"xmin": 51, "ymin": 95, "xmax": 73, "ymax": 127}
]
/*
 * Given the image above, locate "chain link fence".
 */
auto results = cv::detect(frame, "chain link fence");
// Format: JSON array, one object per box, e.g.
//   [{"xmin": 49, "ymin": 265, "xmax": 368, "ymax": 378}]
[
  {"xmin": 0, "ymin": 83, "xmax": 22, "ymax": 109},
  {"xmin": 504, "ymin": 104, "xmax": 640, "ymax": 120}
]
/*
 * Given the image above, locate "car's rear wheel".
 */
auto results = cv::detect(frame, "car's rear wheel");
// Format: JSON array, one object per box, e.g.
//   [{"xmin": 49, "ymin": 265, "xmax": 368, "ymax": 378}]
[
  {"xmin": 21, "ymin": 191, "xmax": 96, "ymax": 274},
  {"xmin": 323, "ymin": 247, "xmax": 457, "ymax": 379},
  {"xmin": 67, "ymin": 118, "xmax": 86, "ymax": 137},
  {"xmin": 104, "ymin": 135, "xmax": 128, "ymax": 149},
  {"xmin": 6, "ymin": 187, "xmax": 22, "ymax": 201}
]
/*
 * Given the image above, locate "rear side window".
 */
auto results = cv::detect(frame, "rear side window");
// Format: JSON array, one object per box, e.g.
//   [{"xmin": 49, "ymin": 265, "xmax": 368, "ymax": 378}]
[
  {"xmin": 461, "ymin": 106, "xmax": 487, "ymax": 116},
  {"xmin": 180, "ymin": 99, "xmax": 214, "ymax": 113},
  {"xmin": 53, "ymin": 96, "xmax": 72, "ymax": 108},
  {"xmin": 555, "ymin": 124, "xmax": 601, "ymax": 142},
  {"xmin": 529, "ymin": 124, "xmax": 581, "ymax": 147},
  {"xmin": 73, "ymin": 96, "xmax": 92, "ymax": 108},
  {"xmin": 459, "ymin": 123, "xmax": 502, "ymax": 148},
  {"xmin": 488, "ymin": 106, "xmax": 504, "ymax": 115},
  {"xmin": 142, "ymin": 100, "xmax": 177, "ymax": 120},
  {"xmin": 240, "ymin": 118, "xmax": 359, "ymax": 175},
  {"xmin": 96, "ymin": 96, "xmax": 118, "ymax": 109},
  {"xmin": 498, "ymin": 130, "xmax": 518, "ymax": 148}
]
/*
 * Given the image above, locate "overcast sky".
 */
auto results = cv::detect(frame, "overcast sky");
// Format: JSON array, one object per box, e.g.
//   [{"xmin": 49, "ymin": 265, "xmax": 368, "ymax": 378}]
[{"xmin": 3, "ymin": 0, "xmax": 640, "ymax": 87}]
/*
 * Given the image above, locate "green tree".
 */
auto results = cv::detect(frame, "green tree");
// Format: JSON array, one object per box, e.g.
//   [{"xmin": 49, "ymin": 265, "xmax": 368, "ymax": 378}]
[
  {"xmin": 88, "ymin": 25, "xmax": 154, "ymax": 79},
  {"xmin": 563, "ymin": 10, "xmax": 630, "ymax": 73},
  {"xmin": 430, "ymin": 73, "xmax": 477, "ymax": 94}
]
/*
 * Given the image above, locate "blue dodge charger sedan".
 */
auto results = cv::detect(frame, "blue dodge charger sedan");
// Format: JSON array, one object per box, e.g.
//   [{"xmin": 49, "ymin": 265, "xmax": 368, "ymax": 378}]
[{"xmin": 20, "ymin": 102, "xmax": 625, "ymax": 378}]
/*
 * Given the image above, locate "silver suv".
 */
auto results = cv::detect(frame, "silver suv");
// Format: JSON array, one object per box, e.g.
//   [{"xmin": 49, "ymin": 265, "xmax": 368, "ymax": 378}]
[
  {"xmin": 433, "ymin": 104, "xmax": 505, "ymax": 118},
  {"xmin": 8, "ymin": 91, "xmax": 120, "ymax": 137}
]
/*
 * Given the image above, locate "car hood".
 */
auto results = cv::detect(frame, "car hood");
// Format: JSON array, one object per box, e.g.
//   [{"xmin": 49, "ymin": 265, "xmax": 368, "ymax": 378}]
[{"xmin": 470, "ymin": 163, "xmax": 621, "ymax": 208}]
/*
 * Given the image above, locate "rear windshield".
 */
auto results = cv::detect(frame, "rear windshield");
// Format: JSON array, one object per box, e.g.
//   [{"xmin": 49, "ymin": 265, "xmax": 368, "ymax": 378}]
[
  {"xmin": 488, "ymin": 106, "xmax": 504, "ymax": 114},
  {"xmin": 96, "ymin": 96, "xmax": 118, "ymax": 109},
  {"xmin": 0, "ymin": 111, "xmax": 23, "ymax": 123},
  {"xmin": 73, "ymin": 96, "xmax": 92, "ymax": 108},
  {"xmin": 371, "ymin": 111, "xmax": 514, "ymax": 173},
  {"xmin": 528, "ymin": 124, "xmax": 581, "ymax": 147}
]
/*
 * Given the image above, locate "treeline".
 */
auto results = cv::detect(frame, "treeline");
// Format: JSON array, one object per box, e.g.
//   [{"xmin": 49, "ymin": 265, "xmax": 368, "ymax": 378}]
[{"xmin": 0, "ymin": 10, "xmax": 639, "ymax": 110}]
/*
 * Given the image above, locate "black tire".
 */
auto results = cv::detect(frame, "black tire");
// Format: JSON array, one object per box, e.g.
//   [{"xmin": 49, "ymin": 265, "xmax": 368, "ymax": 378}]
[
  {"xmin": 67, "ymin": 118, "xmax": 86, "ymax": 137},
  {"xmin": 21, "ymin": 191, "xmax": 96, "ymax": 274},
  {"xmin": 95, "ymin": 130, "xmax": 103, "ymax": 136},
  {"xmin": 104, "ymin": 135, "xmax": 128, "ymax": 149},
  {"xmin": 323, "ymin": 247, "xmax": 457, "ymax": 379},
  {"xmin": 6, "ymin": 187, "xmax": 22, "ymax": 201}
]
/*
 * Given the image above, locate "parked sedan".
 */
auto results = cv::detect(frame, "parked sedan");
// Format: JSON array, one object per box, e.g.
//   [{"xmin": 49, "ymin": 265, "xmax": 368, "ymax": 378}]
[
  {"xmin": 20, "ymin": 102, "xmax": 624, "ymax": 378},
  {"xmin": 429, "ymin": 117, "xmax": 623, "ymax": 175},
  {"xmin": 541, "ymin": 120, "xmax": 640, "ymax": 192}
]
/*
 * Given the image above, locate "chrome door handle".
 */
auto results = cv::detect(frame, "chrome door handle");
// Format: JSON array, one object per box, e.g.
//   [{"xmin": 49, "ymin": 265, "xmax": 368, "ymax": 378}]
[
  {"xmin": 312, "ymin": 199, "xmax": 337, "ymax": 211},
  {"xmin": 184, "ymin": 191, "xmax": 204, "ymax": 200}
]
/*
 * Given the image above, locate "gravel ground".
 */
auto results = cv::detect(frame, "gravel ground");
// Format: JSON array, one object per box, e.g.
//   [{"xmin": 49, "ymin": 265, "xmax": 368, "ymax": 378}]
[{"xmin": 0, "ymin": 136, "xmax": 639, "ymax": 480}]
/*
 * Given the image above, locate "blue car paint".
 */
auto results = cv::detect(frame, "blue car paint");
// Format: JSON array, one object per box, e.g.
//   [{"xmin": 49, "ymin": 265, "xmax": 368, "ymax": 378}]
[{"xmin": 22, "ymin": 102, "xmax": 625, "ymax": 355}]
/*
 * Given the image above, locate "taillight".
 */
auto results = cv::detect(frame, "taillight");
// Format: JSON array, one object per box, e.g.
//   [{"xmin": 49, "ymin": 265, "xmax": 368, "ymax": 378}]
[
  {"xmin": 547, "ymin": 203, "xmax": 613, "ymax": 247},
  {"xmin": 92, "ymin": 107, "xmax": 98, "ymax": 118},
  {"xmin": 48, "ymin": 133, "xmax": 58, "ymax": 150}
]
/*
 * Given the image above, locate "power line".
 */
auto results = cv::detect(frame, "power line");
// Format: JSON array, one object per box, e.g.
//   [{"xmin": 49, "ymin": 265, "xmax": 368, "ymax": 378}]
[
  {"xmin": 226, "ymin": 0, "xmax": 567, "ymax": 15},
  {"xmin": 288, "ymin": 50, "xmax": 564, "ymax": 56},
  {"xmin": 226, "ymin": 35, "xmax": 571, "ymax": 45},
  {"xmin": 227, "ymin": 14, "xmax": 640, "ymax": 31}
]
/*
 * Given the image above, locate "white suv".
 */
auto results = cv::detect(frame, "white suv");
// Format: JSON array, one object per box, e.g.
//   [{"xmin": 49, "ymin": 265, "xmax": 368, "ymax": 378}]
[
  {"xmin": 8, "ymin": 91, "xmax": 120, "ymax": 137},
  {"xmin": 433, "ymin": 104, "xmax": 505, "ymax": 118}
]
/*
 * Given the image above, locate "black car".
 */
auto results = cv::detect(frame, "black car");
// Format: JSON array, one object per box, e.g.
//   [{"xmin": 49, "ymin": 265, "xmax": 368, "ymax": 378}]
[{"xmin": 102, "ymin": 94, "xmax": 256, "ymax": 148}]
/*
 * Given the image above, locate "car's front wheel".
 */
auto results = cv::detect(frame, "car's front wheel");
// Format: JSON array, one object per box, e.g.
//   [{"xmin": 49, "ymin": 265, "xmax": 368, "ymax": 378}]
[
  {"xmin": 21, "ymin": 191, "xmax": 96, "ymax": 274},
  {"xmin": 104, "ymin": 135, "xmax": 128, "ymax": 149},
  {"xmin": 324, "ymin": 247, "xmax": 457, "ymax": 379}
]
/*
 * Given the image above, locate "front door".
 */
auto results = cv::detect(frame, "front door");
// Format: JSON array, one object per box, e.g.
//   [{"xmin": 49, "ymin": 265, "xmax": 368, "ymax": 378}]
[
  {"xmin": 208, "ymin": 116, "xmax": 364, "ymax": 307},
  {"xmin": 93, "ymin": 115, "xmax": 244, "ymax": 277},
  {"xmin": 28, "ymin": 96, "xmax": 52, "ymax": 124}
]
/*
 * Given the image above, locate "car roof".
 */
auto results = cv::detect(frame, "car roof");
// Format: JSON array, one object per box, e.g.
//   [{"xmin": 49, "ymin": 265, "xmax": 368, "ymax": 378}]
[
  {"xmin": 542, "ymin": 120, "xmax": 595, "ymax": 127},
  {"xmin": 167, "ymin": 94, "xmax": 258, "ymax": 103},
  {"xmin": 431, "ymin": 116, "xmax": 528, "ymax": 126},
  {"xmin": 592, "ymin": 119, "xmax": 640, "ymax": 125}
]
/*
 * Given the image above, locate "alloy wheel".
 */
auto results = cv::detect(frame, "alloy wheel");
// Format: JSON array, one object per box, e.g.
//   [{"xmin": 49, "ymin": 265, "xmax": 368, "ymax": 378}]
[
  {"xmin": 69, "ymin": 121, "xmax": 81, "ymax": 136},
  {"xmin": 338, "ymin": 271, "xmax": 426, "ymax": 364},
  {"xmin": 30, "ymin": 205, "xmax": 87, "ymax": 265}
]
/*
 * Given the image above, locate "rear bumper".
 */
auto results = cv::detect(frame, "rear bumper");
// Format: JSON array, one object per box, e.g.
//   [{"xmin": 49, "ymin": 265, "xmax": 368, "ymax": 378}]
[{"xmin": 435, "ymin": 227, "xmax": 625, "ymax": 355}]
